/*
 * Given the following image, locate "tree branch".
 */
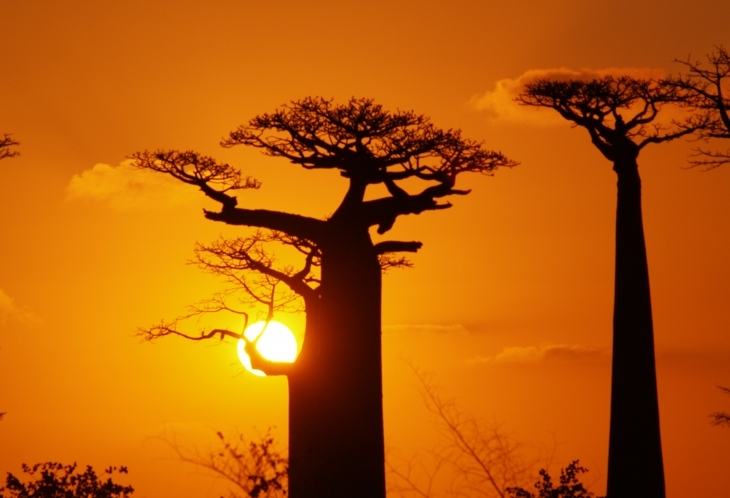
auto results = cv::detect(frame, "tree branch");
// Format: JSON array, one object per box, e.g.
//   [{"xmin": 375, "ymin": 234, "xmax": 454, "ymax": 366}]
[
  {"xmin": 374, "ymin": 240, "xmax": 423, "ymax": 254},
  {"xmin": 0, "ymin": 134, "xmax": 19, "ymax": 160},
  {"xmin": 136, "ymin": 321, "xmax": 243, "ymax": 343},
  {"xmin": 204, "ymin": 208, "xmax": 326, "ymax": 243}
]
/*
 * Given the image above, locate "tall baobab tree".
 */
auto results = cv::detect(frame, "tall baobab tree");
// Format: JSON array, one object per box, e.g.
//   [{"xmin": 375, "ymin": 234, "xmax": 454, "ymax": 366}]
[
  {"xmin": 133, "ymin": 97, "xmax": 515, "ymax": 498},
  {"xmin": 0, "ymin": 134, "xmax": 19, "ymax": 160},
  {"xmin": 667, "ymin": 46, "xmax": 730, "ymax": 169},
  {"xmin": 518, "ymin": 77, "xmax": 701, "ymax": 498}
]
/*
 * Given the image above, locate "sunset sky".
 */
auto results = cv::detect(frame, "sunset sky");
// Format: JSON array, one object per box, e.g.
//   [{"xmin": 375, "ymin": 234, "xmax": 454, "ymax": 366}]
[{"xmin": 2, "ymin": 1, "xmax": 730, "ymax": 497}]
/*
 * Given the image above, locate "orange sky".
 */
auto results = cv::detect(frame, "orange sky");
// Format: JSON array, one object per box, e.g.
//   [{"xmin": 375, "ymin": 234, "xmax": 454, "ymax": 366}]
[{"xmin": 2, "ymin": 1, "xmax": 730, "ymax": 497}]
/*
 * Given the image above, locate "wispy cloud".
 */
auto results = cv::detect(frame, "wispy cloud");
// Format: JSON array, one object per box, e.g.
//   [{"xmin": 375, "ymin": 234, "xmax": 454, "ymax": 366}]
[
  {"xmin": 384, "ymin": 323, "xmax": 469, "ymax": 336},
  {"xmin": 67, "ymin": 160, "xmax": 199, "ymax": 211},
  {"xmin": 0, "ymin": 287, "xmax": 42, "ymax": 327},
  {"xmin": 472, "ymin": 344, "xmax": 608, "ymax": 365},
  {"xmin": 472, "ymin": 67, "xmax": 666, "ymax": 125}
]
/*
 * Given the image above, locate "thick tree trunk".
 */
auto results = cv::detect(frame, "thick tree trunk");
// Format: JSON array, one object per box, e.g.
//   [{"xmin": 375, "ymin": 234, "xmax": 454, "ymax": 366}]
[
  {"xmin": 287, "ymin": 220, "xmax": 385, "ymax": 498},
  {"xmin": 606, "ymin": 158, "xmax": 665, "ymax": 498}
]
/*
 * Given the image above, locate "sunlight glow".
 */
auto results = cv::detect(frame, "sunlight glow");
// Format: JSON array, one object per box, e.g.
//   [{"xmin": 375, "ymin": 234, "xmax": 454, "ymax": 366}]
[{"xmin": 237, "ymin": 320, "xmax": 298, "ymax": 376}]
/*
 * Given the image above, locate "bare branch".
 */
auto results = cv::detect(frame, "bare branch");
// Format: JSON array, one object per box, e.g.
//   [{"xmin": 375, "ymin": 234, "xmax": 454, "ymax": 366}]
[
  {"xmin": 666, "ymin": 46, "xmax": 730, "ymax": 168},
  {"xmin": 388, "ymin": 365, "xmax": 536, "ymax": 498},
  {"xmin": 194, "ymin": 232, "xmax": 320, "ymax": 303},
  {"xmin": 0, "ymin": 134, "xmax": 20, "ymax": 160},
  {"xmin": 710, "ymin": 412, "xmax": 730, "ymax": 427},
  {"xmin": 132, "ymin": 149, "xmax": 326, "ymax": 241},
  {"xmin": 710, "ymin": 385, "xmax": 730, "ymax": 428},
  {"xmin": 136, "ymin": 319, "xmax": 243, "ymax": 343}
]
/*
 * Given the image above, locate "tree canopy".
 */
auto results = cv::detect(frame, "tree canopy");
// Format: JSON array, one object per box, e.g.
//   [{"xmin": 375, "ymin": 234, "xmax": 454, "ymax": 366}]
[{"xmin": 517, "ymin": 76, "xmax": 700, "ymax": 163}]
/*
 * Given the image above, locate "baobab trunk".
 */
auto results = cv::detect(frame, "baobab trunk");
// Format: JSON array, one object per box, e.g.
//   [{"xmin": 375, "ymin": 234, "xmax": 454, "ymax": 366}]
[
  {"xmin": 606, "ymin": 157, "xmax": 665, "ymax": 498},
  {"xmin": 287, "ymin": 217, "xmax": 385, "ymax": 498}
]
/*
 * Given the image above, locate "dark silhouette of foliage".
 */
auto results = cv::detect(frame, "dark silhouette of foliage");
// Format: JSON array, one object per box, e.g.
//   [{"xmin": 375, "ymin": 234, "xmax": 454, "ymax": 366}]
[
  {"xmin": 710, "ymin": 385, "xmax": 730, "ymax": 428},
  {"xmin": 133, "ymin": 97, "xmax": 515, "ymax": 498},
  {"xmin": 161, "ymin": 429, "xmax": 287, "ymax": 498},
  {"xmin": 507, "ymin": 461, "xmax": 604, "ymax": 498},
  {"xmin": 518, "ymin": 76, "xmax": 701, "ymax": 498},
  {"xmin": 0, "ymin": 134, "xmax": 19, "ymax": 161},
  {"xmin": 0, "ymin": 463, "xmax": 133, "ymax": 498},
  {"xmin": 667, "ymin": 46, "xmax": 730, "ymax": 169}
]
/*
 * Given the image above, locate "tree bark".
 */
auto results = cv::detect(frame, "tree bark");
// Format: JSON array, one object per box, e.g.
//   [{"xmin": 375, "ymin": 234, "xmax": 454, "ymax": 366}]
[
  {"xmin": 606, "ymin": 158, "xmax": 665, "ymax": 498},
  {"xmin": 287, "ymin": 184, "xmax": 386, "ymax": 498}
]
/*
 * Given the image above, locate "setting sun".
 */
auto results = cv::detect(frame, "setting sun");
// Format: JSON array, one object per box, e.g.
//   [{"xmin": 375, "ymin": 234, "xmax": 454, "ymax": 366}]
[{"xmin": 237, "ymin": 321, "xmax": 298, "ymax": 376}]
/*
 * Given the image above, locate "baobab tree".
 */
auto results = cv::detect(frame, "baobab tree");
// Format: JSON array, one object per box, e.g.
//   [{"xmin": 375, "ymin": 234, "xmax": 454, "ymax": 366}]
[
  {"xmin": 666, "ymin": 46, "xmax": 730, "ymax": 169},
  {"xmin": 517, "ymin": 77, "xmax": 701, "ymax": 498},
  {"xmin": 0, "ymin": 134, "xmax": 19, "ymax": 160},
  {"xmin": 133, "ymin": 97, "xmax": 515, "ymax": 498}
]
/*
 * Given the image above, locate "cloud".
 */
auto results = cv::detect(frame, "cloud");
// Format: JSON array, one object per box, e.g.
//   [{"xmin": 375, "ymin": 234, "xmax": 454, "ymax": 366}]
[
  {"xmin": 472, "ymin": 67, "xmax": 666, "ymax": 125},
  {"xmin": 383, "ymin": 323, "xmax": 469, "ymax": 336},
  {"xmin": 472, "ymin": 344, "xmax": 607, "ymax": 365},
  {"xmin": 0, "ymin": 287, "xmax": 42, "ymax": 327},
  {"xmin": 67, "ymin": 160, "xmax": 200, "ymax": 211}
]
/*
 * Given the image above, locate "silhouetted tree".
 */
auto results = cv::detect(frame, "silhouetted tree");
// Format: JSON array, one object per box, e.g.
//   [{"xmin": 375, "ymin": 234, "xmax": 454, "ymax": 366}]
[
  {"xmin": 387, "ymin": 367, "xmax": 534, "ymax": 498},
  {"xmin": 133, "ymin": 97, "xmax": 515, "ymax": 498},
  {"xmin": 710, "ymin": 385, "xmax": 730, "ymax": 428},
  {"xmin": 0, "ymin": 463, "xmax": 133, "ymax": 498},
  {"xmin": 667, "ymin": 46, "xmax": 730, "ymax": 169},
  {"xmin": 507, "ymin": 461, "xmax": 604, "ymax": 498},
  {"xmin": 0, "ymin": 134, "xmax": 19, "ymax": 161},
  {"xmin": 518, "ymin": 77, "xmax": 701, "ymax": 498},
  {"xmin": 160, "ymin": 429, "xmax": 287, "ymax": 498}
]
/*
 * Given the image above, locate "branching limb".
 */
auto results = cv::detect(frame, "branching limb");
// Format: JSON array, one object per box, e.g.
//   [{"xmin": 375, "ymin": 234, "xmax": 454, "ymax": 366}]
[
  {"xmin": 667, "ymin": 47, "xmax": 730, "ymax": 167},
  {"xmin": 136, "ymin": 319, "xmax": 244, "ymax": 343},
  {"xmin": 195, "ymin": 232, "xmax": 320, "ymax": 303},
  {"xmin": 243, "ymin": 332, "xmax": 296, "ymax": 377},
  {"xmin": 0, "ymin": 134, "xmax": 19, "ymax": 160},
  {"xmin": 710, "ymin": 385, "xmax": 730, "ymax": 428},
  {"xmin": 388, "ymin": 364, "xmax": 536, "ymax": 498},
  {"xmin": 132, "ymin": 149, "xmax": 326, "ymax": 241}
]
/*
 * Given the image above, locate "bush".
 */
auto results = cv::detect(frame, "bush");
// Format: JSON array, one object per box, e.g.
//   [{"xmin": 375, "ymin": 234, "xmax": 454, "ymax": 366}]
[{"xmin": 0, "ymin": 462, "xmax": 133, "ymax": 498}]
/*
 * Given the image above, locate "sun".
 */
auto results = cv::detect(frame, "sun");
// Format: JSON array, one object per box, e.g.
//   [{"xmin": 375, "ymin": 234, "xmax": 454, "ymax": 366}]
[{"xmin": 237, "ymin": 320, "xmax": 298, "ymax": 376}]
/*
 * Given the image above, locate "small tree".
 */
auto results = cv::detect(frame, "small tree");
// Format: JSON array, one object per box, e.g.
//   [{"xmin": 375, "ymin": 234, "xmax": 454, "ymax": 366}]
[
  {"xmin": 518, "ymin": 76, "xmax": 701, "ymax": 498},
  {"xmin": 0, "ymin": 463, "xmax": 133, "ymax": 498},
  {"xmin": 387, "ymin": 367, "xmax": 533, "ymax": 498},
  {"xmin": 0, "ymin": 134, "xmax": 19, "ymax": 161},
  {"xmin": 133, "ymin": 97, "xmax": 515, "ymax": 498},
  {"xmin": 507, "ymin": 461, "xmax": 604, "ymax": 498},
  {"xmin": 668, "ymin": 46, "xmax": 730, "ymax": 168},
  {"xmin": 160, "ymin": 429, "xmax": 287, "ymax": 498}
]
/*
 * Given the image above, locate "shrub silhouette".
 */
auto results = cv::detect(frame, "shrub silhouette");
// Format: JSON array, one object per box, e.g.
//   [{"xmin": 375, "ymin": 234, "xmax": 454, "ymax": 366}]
[
  {"xmin": 0, "ymin": 462, "xmax": 133, "ymax": 498},
  {"xmin": 507, "ymin": 461, "xmax": 604, "ymax": 498}
]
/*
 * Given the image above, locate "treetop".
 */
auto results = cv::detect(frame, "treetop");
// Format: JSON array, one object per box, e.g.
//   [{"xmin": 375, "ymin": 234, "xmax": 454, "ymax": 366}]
[
  {"xmin": 223, "ymin": 96, "xmax": 514, "ymax": 184},
  {"xmin": 517, "ymin": 76, "xmax": 703, "ymax": 158}
]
